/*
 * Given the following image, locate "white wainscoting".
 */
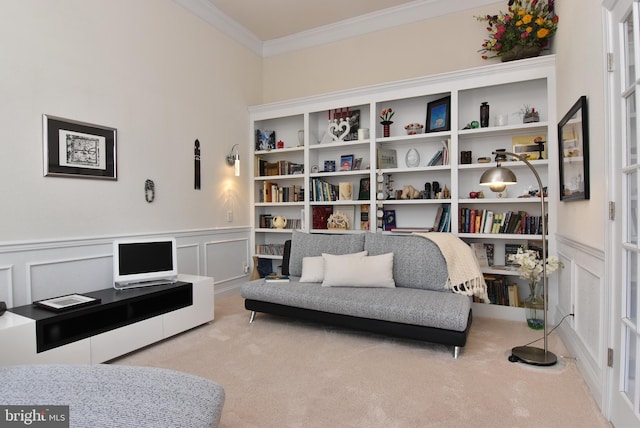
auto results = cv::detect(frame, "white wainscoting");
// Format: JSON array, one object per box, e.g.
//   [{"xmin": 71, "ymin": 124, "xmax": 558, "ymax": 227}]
[
  {"xmin": 555, "ymin": 234, "xmax": 607, "ymax": 412},
  {"xmin": 0, "ymin": 227, "xmax": 250, "ymax": 308}
]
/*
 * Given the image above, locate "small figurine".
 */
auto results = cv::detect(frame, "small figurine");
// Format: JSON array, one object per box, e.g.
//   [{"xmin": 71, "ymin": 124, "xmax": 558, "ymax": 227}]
[{"xmin": 401, "ymin": 185, "xmax": 420, "ymax": 200}]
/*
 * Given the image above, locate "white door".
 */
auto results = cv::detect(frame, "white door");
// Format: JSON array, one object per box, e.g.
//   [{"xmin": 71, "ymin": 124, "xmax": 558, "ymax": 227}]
[{"xmin": 607, "ymin": 0, "xmax": 640, "ymax": 426}]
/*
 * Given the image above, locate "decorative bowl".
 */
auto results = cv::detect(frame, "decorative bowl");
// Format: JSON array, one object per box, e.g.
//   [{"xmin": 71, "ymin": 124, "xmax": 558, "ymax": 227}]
[{"xmin": 404, "ymin": 123, "xmax": 424, "ymax": 135}]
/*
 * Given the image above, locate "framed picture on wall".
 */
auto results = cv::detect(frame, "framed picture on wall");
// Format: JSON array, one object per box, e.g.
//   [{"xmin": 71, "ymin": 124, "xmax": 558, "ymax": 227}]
[
  {"xmin": 43, "ymin": 115, "xmax": 117, "ymax": 180},
  {"xmin": 425, "ymin": 96, "xmax": 451, "ymax": 133},
  {"xmin": 557, "ymin": 96, "xmax": 590, "ymax": 201}
]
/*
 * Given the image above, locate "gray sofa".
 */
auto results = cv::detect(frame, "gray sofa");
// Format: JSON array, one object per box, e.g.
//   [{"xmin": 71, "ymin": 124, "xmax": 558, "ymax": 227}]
[
  {"xmin": 241, "ymin": 231, "xmax": 474, "ymax": 358},
  {"xmin": 0, "ymin": 364, "xmax": 225, "ymax": 428}
]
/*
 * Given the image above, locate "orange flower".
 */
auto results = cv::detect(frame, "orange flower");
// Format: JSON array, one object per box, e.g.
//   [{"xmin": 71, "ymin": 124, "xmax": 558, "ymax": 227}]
[
  {"xmin": 537, "ymin": 28, "xmax": 550, "ymax": 38},
  {"xmin": 522, "ymin": 14, "xmax": 533, "ymax": 24}
]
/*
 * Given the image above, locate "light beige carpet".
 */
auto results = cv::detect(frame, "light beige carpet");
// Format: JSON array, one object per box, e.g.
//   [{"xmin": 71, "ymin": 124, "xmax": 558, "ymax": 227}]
[{"xmin": 113, "ymin": 294, "xmax": 611, "ymax": 428}]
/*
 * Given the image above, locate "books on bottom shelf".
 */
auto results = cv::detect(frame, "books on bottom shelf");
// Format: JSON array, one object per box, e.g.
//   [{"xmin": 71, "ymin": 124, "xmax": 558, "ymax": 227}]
[{"xmin": 481, "ymin": 274, "xmax": 520, "ymax": 307}]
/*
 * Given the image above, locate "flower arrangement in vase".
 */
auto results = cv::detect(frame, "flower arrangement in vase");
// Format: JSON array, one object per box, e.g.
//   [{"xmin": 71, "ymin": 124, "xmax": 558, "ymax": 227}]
[
  {"xmin": 476, "ymin": 0, "xmax": 559, "ymax": 61},
  {"xmin": 509, "ymin": 246, "xmax": 563, "ymax": 329},
  {"xmin": 380, "ymin": 108, "xmax": 394, "ymax": 137}
]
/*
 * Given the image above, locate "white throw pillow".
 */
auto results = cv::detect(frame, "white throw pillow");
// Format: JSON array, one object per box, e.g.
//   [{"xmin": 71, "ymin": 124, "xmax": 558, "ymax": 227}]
[
  {"xmin": 299, "ymin": 251, "xmax": 367, "ymax": 283},
  {"xmin": 321, "ymin": 252, "xmax": 395, "ymax": 288}
]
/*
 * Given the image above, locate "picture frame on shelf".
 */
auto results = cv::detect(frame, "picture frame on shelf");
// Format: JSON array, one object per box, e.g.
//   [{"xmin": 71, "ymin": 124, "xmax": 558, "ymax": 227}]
[
  {"xmin": 425, "ymin": 96, "xmax": 451, "ymax": 133},
  {"xmin": 383, "ymin": 209, "xmax": 396, "ymax": 231},
  {"xmin": 340, "ymin": 154, "xmax": 354, "ymax": 171},
  {"xmin": 344, "ymin": 109, "xmax": 360, "ymax": 141},
  {"xmin": 324, "ymin": 160, "xmax": 336, "ymax": 172},
  {"xmin": 512, "ymin": 134, "xmax": 547, "ymax": 160},
  {"xmin": 558, "ymin": 95, "xmax": 590, "ymax": 201},
  {"xmin": 43, "ymin": 115, "xmax": 117, "ymax": 180},
  {"xmin": 353, "ymin": 158, "xmax": 363, "ymax": 170},
  {"xmin": 358, "ymin": 177, "xmax": 370, "ymax": 200},
  {"xmin": 255, "ymin": 129, "xmax": 276, "ymax": 151}
]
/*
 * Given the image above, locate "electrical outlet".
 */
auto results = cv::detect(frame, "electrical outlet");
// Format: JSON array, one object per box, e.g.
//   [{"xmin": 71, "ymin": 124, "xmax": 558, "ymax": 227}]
[
  {"xmin": 242, "ymin": 261, "xmax": 248, "ymax": 273},
  {"xmin": 226, "ymin": 210, "xmax": 233, "ymax": 222}
]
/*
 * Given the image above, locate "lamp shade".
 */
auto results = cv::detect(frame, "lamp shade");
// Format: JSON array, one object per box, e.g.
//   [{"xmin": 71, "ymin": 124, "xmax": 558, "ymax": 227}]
[{"xmin": 479, "ymin": 166, "xmax": 517, "ymax": 192}]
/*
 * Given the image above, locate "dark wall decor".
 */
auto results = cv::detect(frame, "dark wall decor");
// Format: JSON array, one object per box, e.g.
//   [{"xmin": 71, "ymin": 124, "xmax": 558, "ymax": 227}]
[
  {"xmin": 43, "ymin": 115, "xmax": 117, "ymax": 179},
  {"xmin": 426, "ymin": 96, "xmax": 451, "ymax": 133},
  {"xmin": 557, "ymin": 96, "xmax": 589, "ymax": 201}
]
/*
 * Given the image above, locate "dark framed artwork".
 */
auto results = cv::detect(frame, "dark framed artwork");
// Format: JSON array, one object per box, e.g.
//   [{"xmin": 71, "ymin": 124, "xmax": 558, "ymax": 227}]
[
  {"xmin": 43, "ymin": 115, "xmax": 117, "ymax": 179},
  {"xmin": 426, "ymin": 96, "xmax": 451, "ymax": 133},
  {"xmin": 340, "ymin": 154, "xmax": 354, "ymax": 171},
  {"xmin": 255, "ymin": 129, "xmax": 276, "ymax": 151},
  {"xmin": 558, "ymin": 96, "xmax": 589, "ymax": 201}
]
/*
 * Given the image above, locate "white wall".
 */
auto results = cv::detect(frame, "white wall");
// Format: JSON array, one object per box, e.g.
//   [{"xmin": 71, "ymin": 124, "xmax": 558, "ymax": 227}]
[
  {"xmin": 0, "ymin": 0, "xmax": 261, "ymax": 243},
  {"xmin": 262, "ymin": 2, "xmax": 502, "ymax": 103},
  {"xmin": 554, "ymin": 0, "xmax": 606, "ymax": 249}
]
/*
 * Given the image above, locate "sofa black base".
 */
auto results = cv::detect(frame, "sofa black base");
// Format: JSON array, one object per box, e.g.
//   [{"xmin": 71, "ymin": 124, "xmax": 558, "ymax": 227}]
[{"xmin": 244, "ymin": 299, "xmax": 472, "ymax": 357}]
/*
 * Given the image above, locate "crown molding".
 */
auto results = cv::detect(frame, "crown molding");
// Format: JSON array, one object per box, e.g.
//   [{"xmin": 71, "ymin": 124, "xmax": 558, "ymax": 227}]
[
  {"xmin": 173, "ymin": 0, "xmax": 263, "ymax": 55},
  {"xmin": 174, "ymin": 0, "xmax": 500, "ymax": 58}
]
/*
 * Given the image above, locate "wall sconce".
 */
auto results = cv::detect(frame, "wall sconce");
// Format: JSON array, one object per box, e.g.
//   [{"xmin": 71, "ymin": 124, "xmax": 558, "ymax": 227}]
[{"xmin": 226, "ymin": 144, "xmax": 240, "ymax": 176}]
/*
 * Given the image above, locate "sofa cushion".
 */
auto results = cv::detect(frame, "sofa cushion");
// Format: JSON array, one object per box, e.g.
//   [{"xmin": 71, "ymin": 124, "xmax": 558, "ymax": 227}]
[
  {"xmin": 300, "ymin": 252, "xmax": 367, "ymax": 283},
  {"xmin": 242, "ymin": 279, "xmax": 471, "ymax": 332},
  {"xmin": 288, "ymin": 231, "xmax": 366, "ymax": 277},
  {"xmin": 321, "ymin": 252, "xmax": 395, "ymax": 288},
  {"xmin": 364, "ymin": 233, "xmax": 448, "ymax": 291}
]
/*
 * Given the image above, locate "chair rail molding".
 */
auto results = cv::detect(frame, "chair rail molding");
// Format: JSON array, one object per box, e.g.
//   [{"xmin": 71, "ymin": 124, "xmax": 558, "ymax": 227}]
[{"xmin": 0, "ymin": 227, "xmax": 251, "ymax": 307}]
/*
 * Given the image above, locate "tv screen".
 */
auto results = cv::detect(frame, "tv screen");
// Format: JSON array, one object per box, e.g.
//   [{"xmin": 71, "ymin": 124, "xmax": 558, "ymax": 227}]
[{"xmin": 113, "ymin": 237, "xmax": 178, "ymax": 289}]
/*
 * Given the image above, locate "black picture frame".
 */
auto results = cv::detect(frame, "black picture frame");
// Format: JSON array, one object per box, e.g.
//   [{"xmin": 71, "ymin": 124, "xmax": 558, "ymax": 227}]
[
  {"xmin": 426, "ymin": 96, "xmax": 451, "ymax": 133},
  {"xmin": 558, "ymin": 96, "xmax": 590, "ymax": 201},
  {"xmin": 43, "ymin": 115, "xmax": 117, "ymax": 180},
  {"xmin": 340, "ymin": 154, "xmax": 354, "ymax": 171}
]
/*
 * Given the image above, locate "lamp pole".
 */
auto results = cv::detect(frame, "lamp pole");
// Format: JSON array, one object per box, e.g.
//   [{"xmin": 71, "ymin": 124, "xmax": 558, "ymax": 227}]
[{"xmin": 488, "ymin": 151, "xmax": 556, "ymax": 366}]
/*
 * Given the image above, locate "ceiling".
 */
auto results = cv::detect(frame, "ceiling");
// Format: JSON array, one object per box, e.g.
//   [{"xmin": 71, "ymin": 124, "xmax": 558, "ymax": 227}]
[
  {"xmin": 174, "ymin": 0, "xmax": 498, "ymax": 56},
  {"xmin": 207, "ymin": 0, "xmax": 417, "ymax": 41}
]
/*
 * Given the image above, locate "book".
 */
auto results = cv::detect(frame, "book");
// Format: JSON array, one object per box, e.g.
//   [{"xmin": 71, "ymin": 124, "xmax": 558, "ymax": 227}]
[
  {"xmin": 389, "ymin": 227, "xmax": 433, "ymax": 233},
  {"xmin": 507, "ymin": 283, "xmax": 520, "ymax": 307},
  {"xmin": 264, "ymin": 273, "xmax": 290, "ymax": 283},
  {"xmin": 505, "ymin": 243, "xmax": 521, "ymax": 265},
  {"xmin": 471, "ymin": 243, "xmax": 489, "ymax": 267},
  {"xmin": 383, "ymin": 209, "xmax": 396, "ymax": 231},
  {"xmin": 358, "ymin": 177, "xmax": 370, "ymax": 200},
  {"xmin": 360, "ymin": 204, "xmax": 370, "ymax": 230},
  {"xmin": 433, "ymin": 206, "xmax": 444, "ymax": 230}
]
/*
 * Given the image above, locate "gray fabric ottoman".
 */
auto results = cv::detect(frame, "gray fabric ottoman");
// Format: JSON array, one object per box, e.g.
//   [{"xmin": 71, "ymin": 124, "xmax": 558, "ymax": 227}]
[{"xmin": 0, "ymin": 364, "xmax": 225, "ymax": 428}]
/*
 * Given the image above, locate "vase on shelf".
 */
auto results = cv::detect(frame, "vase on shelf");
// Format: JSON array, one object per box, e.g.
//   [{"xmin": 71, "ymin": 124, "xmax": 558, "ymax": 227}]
[
  {"xmin": 381, "ymin": 121, "xmax": 392, "ymax": 138},
  {"xmin": 524, "ymin": 281, "xmax": 545, "ymax": 330},
  {"xmin": 501, "ymin": 45, "xmax": 542, "ymax": 62}
]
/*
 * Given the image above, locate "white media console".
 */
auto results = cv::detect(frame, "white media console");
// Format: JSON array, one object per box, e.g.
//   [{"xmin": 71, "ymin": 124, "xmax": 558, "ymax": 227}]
[{"xmin": 0, "ymin": 274, "xmax": 214, "ymax": 365}]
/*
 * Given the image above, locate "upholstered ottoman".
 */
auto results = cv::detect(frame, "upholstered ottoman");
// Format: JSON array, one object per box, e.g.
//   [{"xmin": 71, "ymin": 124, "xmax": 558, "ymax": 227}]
[{"xmin": 0, "ymin": 364, "xmax": 225, "ymax": 428}]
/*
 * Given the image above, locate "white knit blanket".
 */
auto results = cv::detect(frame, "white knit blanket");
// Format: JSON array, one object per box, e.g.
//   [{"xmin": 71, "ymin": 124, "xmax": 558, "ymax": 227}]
[{"xmin": 413, "ymin": 232, "xmax": 488, "ymax": 301}]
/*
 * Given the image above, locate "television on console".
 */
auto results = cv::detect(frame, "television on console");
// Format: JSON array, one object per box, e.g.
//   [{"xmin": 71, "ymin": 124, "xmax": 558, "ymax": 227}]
[{"xmin": 113, "ymin": 237, "xmax": 178, "ymax": 289}]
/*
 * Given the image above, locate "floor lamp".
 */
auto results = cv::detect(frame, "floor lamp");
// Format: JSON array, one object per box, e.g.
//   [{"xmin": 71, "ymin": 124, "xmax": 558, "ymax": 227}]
[{"xmin": 479, "ymin": 150, "xmax": 557, "ymax": 366}]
